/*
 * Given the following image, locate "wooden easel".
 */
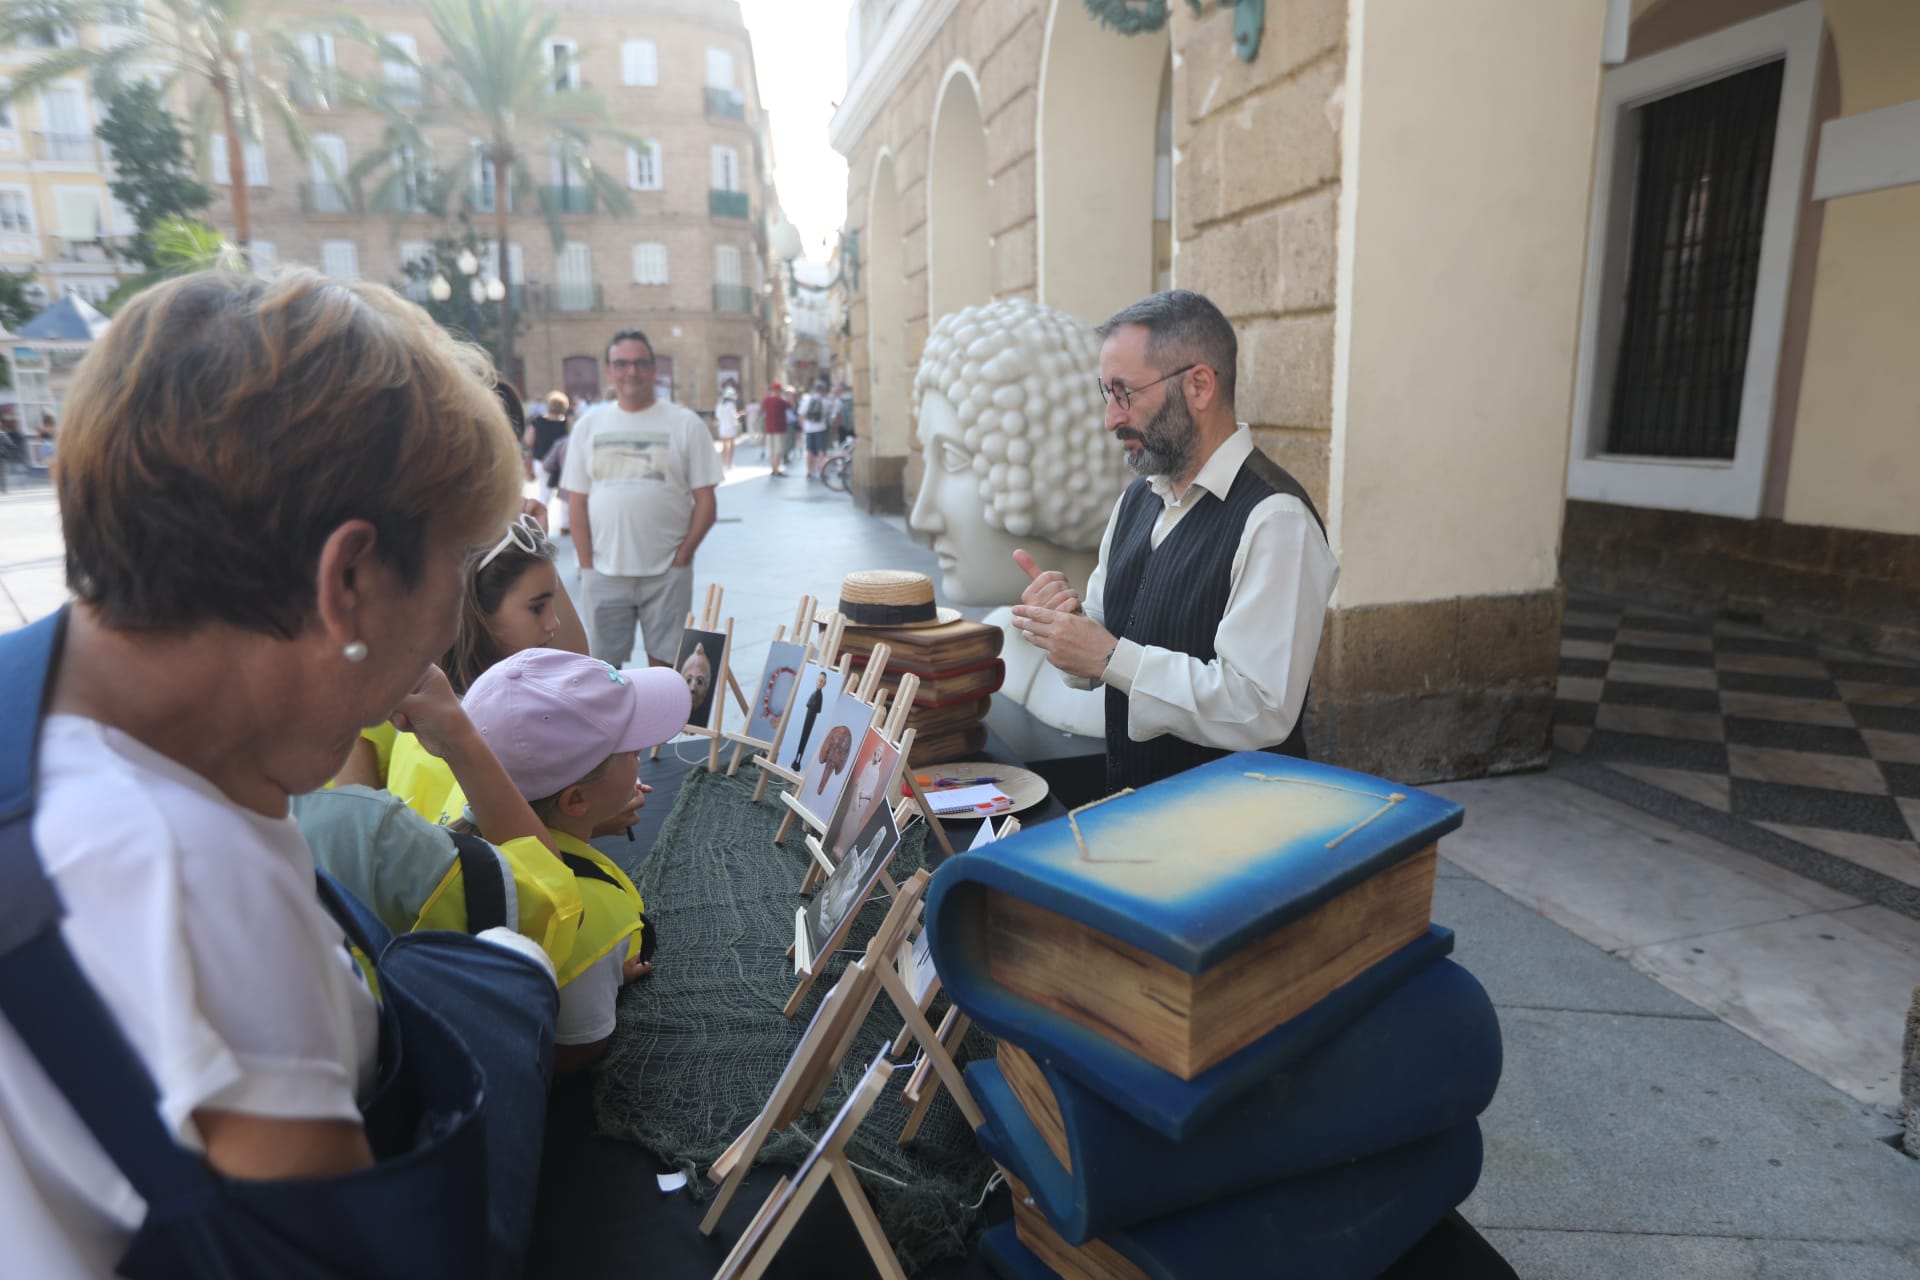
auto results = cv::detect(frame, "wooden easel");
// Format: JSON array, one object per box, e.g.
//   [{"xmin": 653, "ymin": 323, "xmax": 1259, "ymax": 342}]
[
  {"xmin": 889, "ymin": 815, "xmax": 1017, "ymax": 1144},
  {"xmin": 706, "ymin": 869, "xmax": 984, "ymax": 1239},
  {"xmin": 750, "ymin": 613, "xmax": 851, "ymax": 805},
  {"xmin": 776, "ymin": 649, "xmax": 956, "ymax": 864},
  {"xmin": 772, "ymin": 640, "xmax": 890, "ymax": 850},
  {"xmin": 725, "ymin": 595, "xmax": 816, "ymax": 778},
  {"xmin": 655, "ymin": 583, "xmax": 737, "ymax": 772},
  {"xmin": 711, "ymin": 1047, "xmax": 905, "ymax": 1280}
]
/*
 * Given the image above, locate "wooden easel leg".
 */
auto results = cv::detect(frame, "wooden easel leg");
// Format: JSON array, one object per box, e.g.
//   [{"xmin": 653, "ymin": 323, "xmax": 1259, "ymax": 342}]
[
  {"xmin": 878, "ymin": 968, "xmax": 985, "ymax": 1129},
  {"xmin": 774, "ymin": 808, "xmax": 797, "ymax": 846},
  {"xmin": 900, "ymin": 1011, "xmax": 970, "ymax": 1145},
  {"xmin": 701, "ymin": 1119, "xmax": 770, "ymax": 1235},
  {"xmin": 752, "ymin": 768, "xmax": 771, "ymax": 803},
  {"xmin": 727, "ymin": 741, "xmax": 746, "ymax": 777},
  {"xmin": 781, "ymin": 965, "xmax": 821, "ymax": 1018},
  {"xmin": 829, "ymin": 1158, "xmax": 910, "ymax": 1280},
  {"xmin": 904, "ymin": 776, "xmax": 957, "ymax": 861},
  {"xmin": 799, "ymin": 860, "xmax": 823, "ymax": 895}
]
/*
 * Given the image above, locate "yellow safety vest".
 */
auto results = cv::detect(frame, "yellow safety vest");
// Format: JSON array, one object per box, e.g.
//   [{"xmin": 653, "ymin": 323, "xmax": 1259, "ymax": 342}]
[
  {"xmin": 550, "ymin": 830, "xmax": 647, "ymax": 985},
  {"xmin": 386, "ymin": 731, "xmax": 461, "ymax": 827},
  {"xmin": 415, "ymin": 833, "xmax": 585, "ymax": 976}
]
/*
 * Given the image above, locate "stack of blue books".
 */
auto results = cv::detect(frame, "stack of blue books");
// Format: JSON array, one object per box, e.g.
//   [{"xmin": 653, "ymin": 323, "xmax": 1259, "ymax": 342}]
[{"xmin": 923, "ymin": 752, "xmax": 1503, "ymax": 1279}]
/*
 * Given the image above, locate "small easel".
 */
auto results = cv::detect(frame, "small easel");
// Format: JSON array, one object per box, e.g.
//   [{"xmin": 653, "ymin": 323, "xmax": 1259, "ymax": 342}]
[
  {"xmin": 750, "ymin": 612, "xmax": 851, "ymax": 805},
  {"xmin": 711, "ymin": 1047, "xmax": 905, "ymax": 1280},
  {"xmin": 706, "ymin": 870, "xmax": 984, "ymax": 1235},
  {"xmin": 772, "ymin": 640, "xmax": 891, "ymax": 850},
  {"xmin": 725, "ymin": 595, "xmax": 816, "ymax": 778},
  {"xmin": 783, "ymin": 799, "xmax": 912, "ymax": 1014},
  {"xmin": 652, "ymin": 583, "xmax": 738, "ymax": 772}
]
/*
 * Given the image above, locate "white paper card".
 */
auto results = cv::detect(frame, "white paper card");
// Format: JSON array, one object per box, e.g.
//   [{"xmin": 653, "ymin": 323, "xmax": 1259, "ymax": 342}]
[
  {"xmin": 906, "ymin": 929, "xmax": 937, "ymax": 1002},
  {"xmin": 967, "ymin": 819, "xmax": 1000, "ymax": 852},
  {"xmin": 657, "ymin": 1171, "xmax": 688, "ymax": 1193},
  {"xmin": 926, "ymin": 783, "xmax": 1009, "ymax": 814}
]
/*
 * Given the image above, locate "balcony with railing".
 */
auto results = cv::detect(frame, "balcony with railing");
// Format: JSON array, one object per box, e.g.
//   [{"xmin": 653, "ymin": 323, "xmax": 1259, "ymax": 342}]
[
  {"xmin": 34, "ymin": 132, "xmax": 97, "ymax": 163},
  {"xmin": 548, "ymin": 281, "xmax": 602, "ymax": 313},
  {"xmin": 465, "ymin": 185, "xmax": 516, "ymax": 214},
  {"xmin": 705, "ymin": 87, "xmax": 747, "ymax": 121},
  {"xmin": 709, "ymin": 189, "xmax": 749, "ymax": 219},
  {"xmin": 370, "ymin": 181, "xmax": 438, "ymax": 215},
  {"xmin": 539, "ymin": 185, "xmax": 596, "ymax": 215},
  {"xmin": 713, "ymin": 283, "xmax": 754, "ymax": 314},
  {"xmin": 299, "ymin": 182, "xmax": 352, "ymax": 214}
]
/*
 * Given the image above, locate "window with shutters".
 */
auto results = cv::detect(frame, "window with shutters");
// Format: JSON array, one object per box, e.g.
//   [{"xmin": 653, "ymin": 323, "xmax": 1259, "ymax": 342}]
[
  {"xmin": 210, "ymin": 133, "xmax": 268, "ymax": 186},
  {"xmin": 713, "ymin": 244, "xmax": 741, "ymax": 287},
  {"xmin": 546, "ymin": 38, "xmax": 580, "ymax": 92},
  {"xmin": 307, "ymin": 134, "xmax": 349, "ymax": 212},
  {"xmin": 555, "ymin": 242, "xmax": 593, "ymax": 311},
  {"xmin": 480, "ymin": 240, "xmax": 525, "ymax": 285},
  {"xmin": 321, "ymin": 240, "xmax": 359, "ymax": 280},
  {"xmin": 383, "ymin": 33, "xmax": 420, "ymax": 100},
  {"xmin": 628, "ymin": 142, "xmax": 662, "ymax": 190},
  {"xmin": 399, "ymin": 240, "xmax": 433, "ymax": 300},
  {"xmin": 710, "ymin": 145, "xmax": 740, "ymax": 193},
  {"xmin": 632, "ymin": 242, "xmax": 669, "ymax": 285},
  {"xmin": 0, "ymin": 188, "xmax": 32, "ymax": 234},
  {"xmin": 705, "ymin": 48, "xmax": 734, "ymax": 92},
  {"xmin": 53, "ymin": 187, "xmax": 102, "ymax": 240},
  {"xmin": 622, "ymin": 41, "xmax": 658, "ymax": 87}
]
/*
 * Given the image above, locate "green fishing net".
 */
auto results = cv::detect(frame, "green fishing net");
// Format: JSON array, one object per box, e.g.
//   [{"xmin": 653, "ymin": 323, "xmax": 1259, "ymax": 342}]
[{"xmin": 593, "ymin": 765, "xmax": 998, "ymax": 1273}]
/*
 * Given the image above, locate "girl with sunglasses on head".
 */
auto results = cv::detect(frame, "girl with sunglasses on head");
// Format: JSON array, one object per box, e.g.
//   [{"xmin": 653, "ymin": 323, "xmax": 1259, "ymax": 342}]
[{"xmin": 334, "ymin": 503, "xmax": 591, "ymax": 822}]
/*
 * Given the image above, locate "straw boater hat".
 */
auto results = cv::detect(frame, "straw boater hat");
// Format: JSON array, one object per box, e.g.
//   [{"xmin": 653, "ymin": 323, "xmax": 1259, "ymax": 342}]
[{"xmin": 825, "ymin": 570, "xmax": 961, "ymax": 630}]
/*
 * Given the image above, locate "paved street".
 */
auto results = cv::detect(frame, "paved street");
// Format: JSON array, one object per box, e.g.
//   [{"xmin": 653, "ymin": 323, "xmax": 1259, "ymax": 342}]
[{"xmin": 9, "ymin": 461, "xmax": 1918, "ymax": 1277}]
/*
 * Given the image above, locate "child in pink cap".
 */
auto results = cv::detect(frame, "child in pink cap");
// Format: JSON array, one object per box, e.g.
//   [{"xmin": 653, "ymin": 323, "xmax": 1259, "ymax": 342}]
[{"xmin": 463, "ymin": 649, "xmax": 690, "ymax": 1073}]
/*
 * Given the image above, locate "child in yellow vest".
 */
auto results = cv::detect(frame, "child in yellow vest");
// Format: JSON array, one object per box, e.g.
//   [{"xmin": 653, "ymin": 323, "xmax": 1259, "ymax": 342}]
[{"xmin": 461, "ymin": 649, "xmax": 690, "ymax": 1073}]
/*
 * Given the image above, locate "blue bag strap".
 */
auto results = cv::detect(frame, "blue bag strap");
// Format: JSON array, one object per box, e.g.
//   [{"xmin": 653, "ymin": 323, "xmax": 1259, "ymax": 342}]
[{"xmin": 0, "ymin": 609, "xmax": 220, "ymax": 1218}]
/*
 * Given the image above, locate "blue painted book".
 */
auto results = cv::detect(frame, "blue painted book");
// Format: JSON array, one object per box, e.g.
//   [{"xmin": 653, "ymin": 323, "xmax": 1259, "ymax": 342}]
[
  {"xmin": 926, "ymin": 751, "xmax": 1463, "ymax": 1103},
  {"xmin": 975, "ymin": 956, "xmax": 1502, "ymax": 1243},
  {"xmin": 980, "ymin": 1121, "xmax": 1484, "ymax": 1280}
]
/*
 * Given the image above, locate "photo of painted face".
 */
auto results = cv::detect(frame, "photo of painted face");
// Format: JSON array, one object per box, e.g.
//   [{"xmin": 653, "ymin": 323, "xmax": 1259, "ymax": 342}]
[{"xmin": 676, "ymin": 628, "xmax": 725, "ymax": 728}]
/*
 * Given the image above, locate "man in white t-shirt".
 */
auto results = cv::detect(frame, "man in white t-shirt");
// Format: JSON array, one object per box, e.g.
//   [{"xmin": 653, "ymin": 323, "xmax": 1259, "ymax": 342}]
[{"xmin": 563, "ymin": 329, "xmax": 723, "ymax": 667}]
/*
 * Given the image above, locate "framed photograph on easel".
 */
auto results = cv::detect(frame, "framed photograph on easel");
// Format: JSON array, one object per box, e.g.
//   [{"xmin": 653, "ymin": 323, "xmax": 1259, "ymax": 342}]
[
  {"xmin": 726, "ymin": 595, "xmax": 816, "ymax": 778},
  {"xmin": 794, "ymin": 802, "xmax": 901, "ymax": 979}
]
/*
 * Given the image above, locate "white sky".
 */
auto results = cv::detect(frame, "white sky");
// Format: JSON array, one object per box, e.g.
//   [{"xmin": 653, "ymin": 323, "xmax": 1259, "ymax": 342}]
[{"xmin": 742, "ymin": 0, "xmax": 851, "ymax": 263}]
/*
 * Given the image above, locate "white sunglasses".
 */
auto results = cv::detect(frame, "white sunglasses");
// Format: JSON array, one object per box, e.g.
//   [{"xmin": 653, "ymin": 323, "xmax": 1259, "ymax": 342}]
[{"xmin": 477, "ymin": 513, "xmax": 547, "ymax": 572}]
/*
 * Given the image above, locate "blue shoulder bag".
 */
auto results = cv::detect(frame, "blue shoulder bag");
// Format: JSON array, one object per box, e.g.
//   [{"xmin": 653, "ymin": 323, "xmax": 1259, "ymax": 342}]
[{"xmin": 0, "ymin": 609, "xmax": 559, "ymax": 1279}]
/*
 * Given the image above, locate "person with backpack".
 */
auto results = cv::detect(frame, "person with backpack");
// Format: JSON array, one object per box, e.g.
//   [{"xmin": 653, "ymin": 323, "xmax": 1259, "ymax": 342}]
[
  {"xmin": 800, "ymin": 376, "xmax": 831, "ymax": 480},
  {"xmin": 0, "ymin": 270, "xmax": 554, "ymax": 1279}
]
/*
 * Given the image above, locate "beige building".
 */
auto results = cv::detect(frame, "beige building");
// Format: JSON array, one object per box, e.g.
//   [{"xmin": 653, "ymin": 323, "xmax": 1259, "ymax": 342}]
[
  {"xmin": 208, "ymin": 0, "xmax": 779, "ymax": 412},
  {"xmin": 828, "ymin": 0, "xmax": 1920, "ymax": 782},
  {"xmin": 0, "ymin": 11, "xmax": 142, "ymax": 419}
]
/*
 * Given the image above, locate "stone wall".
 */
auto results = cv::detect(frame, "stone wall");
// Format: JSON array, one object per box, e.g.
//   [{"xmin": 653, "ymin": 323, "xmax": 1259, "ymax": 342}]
[{"xmin": 1564, "ymin": 500, "xmax": 1920, "ymax": 660}]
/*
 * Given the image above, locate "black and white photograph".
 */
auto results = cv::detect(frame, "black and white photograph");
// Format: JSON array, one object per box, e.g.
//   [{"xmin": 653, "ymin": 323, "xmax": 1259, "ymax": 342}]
[
  {"xmin": 743, "ymin": 640, "xmax": 805, "ymax": 744},
  {"xmin": 799, "ymin": 803, "xmax": 900, "ymax": 972},
  {"xmin": 674, "ymin": 628, "xmax": 726, "ymax": 729}
]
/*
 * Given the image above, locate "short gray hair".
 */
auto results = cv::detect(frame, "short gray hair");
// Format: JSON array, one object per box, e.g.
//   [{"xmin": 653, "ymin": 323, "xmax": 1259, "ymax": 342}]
[{"xmin": 1097, "ymin": 289, "xmax": 1237, "ymax": 407}]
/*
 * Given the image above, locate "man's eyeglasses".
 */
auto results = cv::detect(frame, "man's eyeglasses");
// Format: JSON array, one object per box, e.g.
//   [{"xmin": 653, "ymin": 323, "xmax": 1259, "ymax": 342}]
[
  {"xmin": 608, "ymin": 357, "xmax": 654, "ymax": 373},
  {"xmin": 1096, "ymin": 364, "xmax": 1197, "ymax": 412},
  {"xmin": 477, "ymin": 513, "xmax": 546, "ymax": 572}
]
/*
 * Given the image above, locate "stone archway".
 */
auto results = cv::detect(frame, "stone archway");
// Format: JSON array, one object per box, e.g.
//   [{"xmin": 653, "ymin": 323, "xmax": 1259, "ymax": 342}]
[
  {"xmin": 928, "ymin": 64, "xmax": 992, "ymax": 323},
  {"xmin": 1037, "ymin": 0, "xmax": 1170, "ymax": 324}
]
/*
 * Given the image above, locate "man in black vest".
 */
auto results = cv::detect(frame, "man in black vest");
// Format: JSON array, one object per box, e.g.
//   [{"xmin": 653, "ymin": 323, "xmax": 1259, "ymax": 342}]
[{"xmin": 1010, "ymin": 290, "xmax": 1339, "ymax": 794}]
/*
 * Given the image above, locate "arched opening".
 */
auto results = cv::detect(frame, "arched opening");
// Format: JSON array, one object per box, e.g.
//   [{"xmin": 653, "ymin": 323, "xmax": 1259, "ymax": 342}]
[
  {"xmin": 1037, "ymin": 0, "xmax": 1169, "ymax": 324},
  {"xmin": 866, "ymin": 151, "xmax": 908, "ymax": 462},
  {"xmin": 928, "ymin": 66, "xmax": 992, "ymax": 323}
]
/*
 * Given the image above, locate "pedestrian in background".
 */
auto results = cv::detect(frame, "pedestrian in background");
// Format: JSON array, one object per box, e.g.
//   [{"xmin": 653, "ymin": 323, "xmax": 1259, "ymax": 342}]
[
  {"xmin": 760, "ymin": 381, "xmax": 790, "ymax": 477},
  {"xmin": 715, "ymin": 383, "xmax": 741, "ymax": 470}
]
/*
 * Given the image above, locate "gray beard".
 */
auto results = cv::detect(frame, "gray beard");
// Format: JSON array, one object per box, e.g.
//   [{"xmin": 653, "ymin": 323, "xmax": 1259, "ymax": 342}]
[{"xmin": 1123, "ymin": 385, "xmax": 1196, "ymax": 479}]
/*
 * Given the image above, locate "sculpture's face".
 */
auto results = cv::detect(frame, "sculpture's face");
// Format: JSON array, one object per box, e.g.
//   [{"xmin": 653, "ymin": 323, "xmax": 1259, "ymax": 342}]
[
  {"xmin": 680, "ymin": 645, "xmax": 711, "ymax": 706},
  {"xmin": 910, "ymin": 390, "xmax": 1058, "ymax": 605}
]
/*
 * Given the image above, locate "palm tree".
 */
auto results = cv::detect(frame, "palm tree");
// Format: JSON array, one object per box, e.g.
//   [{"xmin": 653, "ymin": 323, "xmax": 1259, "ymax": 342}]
[
  {"xmin": 105, "ymin": 215, "xmax": 243, "ymax": 309},
  {"xmin": 339, "ymin": 0, "xmax": 643, "ymax": 384},
  {"xmin": 0, "ymin": 1, "xmax": 325, "ymax": 250}
]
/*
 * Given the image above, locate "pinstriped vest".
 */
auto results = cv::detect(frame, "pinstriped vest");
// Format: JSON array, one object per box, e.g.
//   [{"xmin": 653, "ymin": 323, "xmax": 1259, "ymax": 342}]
[{"xmin": 1102, "ymin": 451, "xmax": 1326, "ymax": 794}]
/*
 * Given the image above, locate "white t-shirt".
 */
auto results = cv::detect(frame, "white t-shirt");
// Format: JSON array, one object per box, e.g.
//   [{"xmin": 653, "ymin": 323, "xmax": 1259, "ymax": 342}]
[
  {"xmin": 553, "ymin": 948, "xmax": 624, "ymax": 1047},
  {"xmin": 0, "ymin": 716, "xmax": 379, "ymax": 1278},
  {"xmin": 560, "ymin": 399, "xmax": 724, "ymax": 578},
  {"xmin": 799, "ymin": 393, "xmax": 827, "ymax": 435},
  {"xmin": 715, "ymin": 399, "xmax": 740, "ymax": 439}
]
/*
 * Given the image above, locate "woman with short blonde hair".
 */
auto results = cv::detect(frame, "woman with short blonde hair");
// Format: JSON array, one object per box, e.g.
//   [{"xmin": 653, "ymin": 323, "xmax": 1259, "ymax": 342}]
[{"xmin": 1, "ymin": 268, "xmax": 531, "ymax": 1276}]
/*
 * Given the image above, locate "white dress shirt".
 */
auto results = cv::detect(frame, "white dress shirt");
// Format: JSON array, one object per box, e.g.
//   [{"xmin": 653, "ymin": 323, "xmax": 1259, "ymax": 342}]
[{"xmin": 1071, "ymin": 426, "xmax": 1339, "ymax": 752}]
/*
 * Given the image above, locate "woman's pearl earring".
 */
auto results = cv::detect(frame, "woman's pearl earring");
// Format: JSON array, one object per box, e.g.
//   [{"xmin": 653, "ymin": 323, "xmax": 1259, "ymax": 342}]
[{"xmin": 342, "ymin": 641, "xmax": 369, "ymax": 664}]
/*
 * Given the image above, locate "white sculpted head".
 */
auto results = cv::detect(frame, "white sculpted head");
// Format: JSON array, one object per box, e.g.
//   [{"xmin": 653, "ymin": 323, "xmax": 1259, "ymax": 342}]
[{"xmin": 909, "ymin": 298, "xmax": 1131, "ymax": 605}]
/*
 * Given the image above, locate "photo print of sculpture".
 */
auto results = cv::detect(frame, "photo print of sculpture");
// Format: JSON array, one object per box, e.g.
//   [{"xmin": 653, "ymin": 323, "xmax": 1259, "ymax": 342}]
[
  {"xmin": 675, "ymin": 628, "xmax": 725, "ymax": 729},
  {"xmin": 744, "ymin": 640, "xmax": 805, "ymax": 744},
  {"xmin": 794, "ymin": 687, "xmax": 876, "ymax": 829},
  {"xmin": 825, "ymin": 727, "xmax": 900, "ymax": 865},
  {"xmin": 784, "ymin": 661, "xmax": 840, "ymax": 772},
  {"xmin": 801, "ymin": 802, "xmax": 902, "ymax": 970}
]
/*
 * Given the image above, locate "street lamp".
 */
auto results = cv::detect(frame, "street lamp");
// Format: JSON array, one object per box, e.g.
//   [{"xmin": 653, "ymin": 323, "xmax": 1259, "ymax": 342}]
[{"xmin": 429, "ymin": 274, "xmax": 452, "ymax": 303}]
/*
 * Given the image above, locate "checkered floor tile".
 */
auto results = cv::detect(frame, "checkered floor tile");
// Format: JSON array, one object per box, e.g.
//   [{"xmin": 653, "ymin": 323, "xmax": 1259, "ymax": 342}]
[{"xmin": 1555, "ymin": 595, "xmax": 1920, "ymax": 913}]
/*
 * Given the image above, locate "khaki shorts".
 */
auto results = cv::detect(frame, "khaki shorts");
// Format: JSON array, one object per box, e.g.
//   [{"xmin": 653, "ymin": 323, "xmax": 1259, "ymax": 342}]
[{"xmin": 581, "ymin": 565, "xmax": 694, "ymax": 667}]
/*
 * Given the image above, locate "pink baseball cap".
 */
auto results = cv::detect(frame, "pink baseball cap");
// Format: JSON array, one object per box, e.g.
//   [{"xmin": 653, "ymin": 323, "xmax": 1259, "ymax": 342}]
[{"xmin": 463, "ymin": 650, "xmax": 691, "ymax": 800}]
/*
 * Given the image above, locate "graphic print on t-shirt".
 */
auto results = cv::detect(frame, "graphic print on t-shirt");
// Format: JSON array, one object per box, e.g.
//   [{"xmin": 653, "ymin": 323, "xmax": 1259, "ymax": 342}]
[{"xmin": 591, "ymin": 428, "xmax": 672, "ymax": 484}]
